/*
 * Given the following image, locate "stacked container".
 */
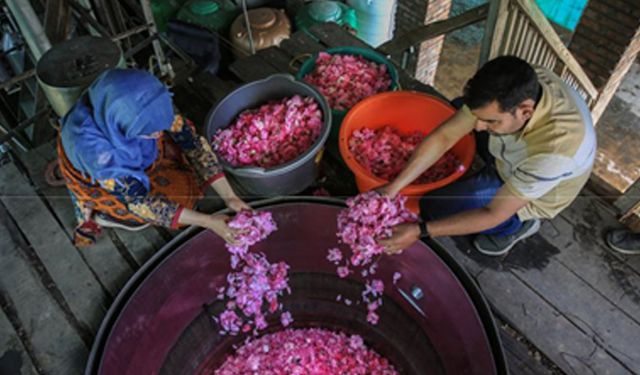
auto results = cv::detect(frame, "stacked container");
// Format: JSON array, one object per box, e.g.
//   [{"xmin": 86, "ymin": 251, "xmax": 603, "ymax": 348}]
[
  {"xmin": 176, "ymin": 0, "xmax": 239, "ymax": 32},
  {"xmin": 295, "ymin": 1, "xmax": 358, "ymax": 33},
  {"xmin": 346, "ymin": 0, "xmax": 397, "ymax": 47}
]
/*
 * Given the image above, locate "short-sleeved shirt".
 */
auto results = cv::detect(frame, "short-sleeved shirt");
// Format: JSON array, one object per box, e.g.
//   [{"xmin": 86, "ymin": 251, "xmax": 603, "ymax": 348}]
[{"xmin": 462, "ymin": 67, "xmax": 596, "ymax": 220}]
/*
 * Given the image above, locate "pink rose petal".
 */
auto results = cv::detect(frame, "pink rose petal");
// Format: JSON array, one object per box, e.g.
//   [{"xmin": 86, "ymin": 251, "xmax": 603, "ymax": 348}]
[
  {"xmin": 216, "ymin": 211, "xmax": 293, "ymax": 335},
  {"xmin": 304, "ymin": 54, "xmax": 392, "ymax": 110},
  {"xmin": 215, "ymin": 328, "xmax": 398, "ymax": 374},
  {"xmin": 212, "ymin": 95, "xmax": 322, "ymax": 168},
  {"xmin": 393, "ymin": 272, "xmax": 402, "ymax": 284},
  {"xmin": 349, "ymin": 126, "xmax": 463, "ymax": 183},
  {"xmin": 329, "ymin": 192, "xmax": 417, "ymax": 326}
]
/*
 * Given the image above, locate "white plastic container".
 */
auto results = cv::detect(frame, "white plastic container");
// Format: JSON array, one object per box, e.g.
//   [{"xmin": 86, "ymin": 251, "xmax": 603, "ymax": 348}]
[{"xmin": 346, "ymin": 0, "xmax": 397, "ymax": 47}]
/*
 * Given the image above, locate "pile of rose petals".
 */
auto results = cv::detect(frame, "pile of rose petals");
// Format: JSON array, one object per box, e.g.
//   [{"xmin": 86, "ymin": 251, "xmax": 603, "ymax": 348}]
[
  {"xmin": 327, "ymin": 192, "xmax": 416, "ymax": 324},
  {"xmin": 226, "ymin": 210, "xmax": 278, "ymax": 266},
  {"xmin": 214, "ymin": 328, "xmax": 398, "ymax": 374},
  {"xmin": 215, "ymin": 211, "xmax": 293, "ymax": 335},
  {"xmin": 212, "ymin": 95, "xmax": 323, "ymax": 168},
  {"xmin": 337, "ymin": 192, "xmax": 417, "ymax": 267},
  {"xmin": 349, "ymin": 126, "xmax": 464, "ymax": 184},
  {"xmin": 303, "ymin": 52, "xmax": 392, "ymax": 111}
]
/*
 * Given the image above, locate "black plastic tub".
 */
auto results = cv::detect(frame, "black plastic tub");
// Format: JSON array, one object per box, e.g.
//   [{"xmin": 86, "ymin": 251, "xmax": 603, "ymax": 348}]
[{"xmin": 206, "ymin": 74, "xmax": 331, "ymax": 196}]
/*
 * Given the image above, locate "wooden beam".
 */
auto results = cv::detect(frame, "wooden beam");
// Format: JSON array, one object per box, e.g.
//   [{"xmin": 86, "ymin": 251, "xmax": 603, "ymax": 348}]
[
  {"xmin": 620, "ymin": 205, "xmax": 640, "ymax": 232},
  {"xmin": 31, "ymin": 86, "xmax": 56, "ymax": 146},
  {"xmin": 0, "ymin": 218, "xmax": 88, "ymax": 374},
  {"xmin": 0, "ymin": 164, "xmax": 109, "ymax": 334},
  {"xmin": 513, "ymin": 0, "xmax": 598, "ymax": 99},
  {"xmin": 43, "ymin": 0, "xmax": 70, "ymax": 45},
  {"xmin": 614, "ymin": 178, "xmax": 640, "ymax": 214},
  {"xmin": 0, "ymin": 108, "xmax": 51, "ymax": 147},
  {"xmin": 64, "ymin": 0, "xmax": 111, "ymax": 37},
  {"xmin": 378, "ymin": 4, "xmax": 489, "ymax": 56},
  {"xmin": 0, "ymin": 69, "xmax": 35, "ymax": 92},
  {"xmin": 480, "ymin": 0, "xmax": 509, "ymax": 64}
]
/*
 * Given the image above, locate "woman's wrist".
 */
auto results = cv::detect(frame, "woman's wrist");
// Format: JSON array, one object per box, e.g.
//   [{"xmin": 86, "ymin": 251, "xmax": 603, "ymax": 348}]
[{"xmin": 178, "ymin": 208, "xmax": 209, "ymax": 227}]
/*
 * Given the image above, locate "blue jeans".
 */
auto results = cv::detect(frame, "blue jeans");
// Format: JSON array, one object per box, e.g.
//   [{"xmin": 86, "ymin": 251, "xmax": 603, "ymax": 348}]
[{"xmin": 419, "ymin": 167, "xmax": 523, "ymax": 236}]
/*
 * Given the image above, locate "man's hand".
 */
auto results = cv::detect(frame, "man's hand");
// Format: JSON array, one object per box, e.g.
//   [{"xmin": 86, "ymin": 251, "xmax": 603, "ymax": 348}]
[{"xmin": 379, "ymin": 223, "xmax": 421, "ymax": 255}]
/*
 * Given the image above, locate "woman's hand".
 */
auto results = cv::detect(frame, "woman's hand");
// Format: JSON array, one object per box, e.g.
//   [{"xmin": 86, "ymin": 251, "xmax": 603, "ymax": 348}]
[
  {"xmin": 210, "ymin": 177, "xmax": 251, "ymax": 212},
  {"xmin": 224, "ymin": 196, "xmax": 251, "ymax": 213},
  {"xmin": 177, "ymin": 208, "xmax": 245, "ymax": 245},
  {"xmin": 204, "ymin": 214, "xmax": 243, "ymax": 245}
]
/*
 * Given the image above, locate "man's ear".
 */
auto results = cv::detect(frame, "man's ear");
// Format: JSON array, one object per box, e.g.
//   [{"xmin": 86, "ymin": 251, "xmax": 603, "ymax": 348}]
[{"xmin": 518, "ymin": 99, "xmax": 536, "ymax": 121}]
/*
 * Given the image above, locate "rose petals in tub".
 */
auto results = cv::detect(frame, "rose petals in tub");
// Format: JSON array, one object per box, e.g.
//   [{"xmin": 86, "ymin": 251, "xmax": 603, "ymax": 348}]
[{"xmin": 212, "ymin": 95, "xmax": 322, "ymax": 168}]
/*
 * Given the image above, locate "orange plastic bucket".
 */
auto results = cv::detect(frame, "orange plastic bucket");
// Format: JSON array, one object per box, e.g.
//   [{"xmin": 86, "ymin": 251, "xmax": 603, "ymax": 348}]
[{"xmin": 339, "ymin": 91, "xmax": 476, "ymax": 212}]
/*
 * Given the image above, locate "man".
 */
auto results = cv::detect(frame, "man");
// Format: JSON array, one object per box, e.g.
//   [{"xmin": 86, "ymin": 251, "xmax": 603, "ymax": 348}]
[{"xmin": 378, "ymin": 56, "xmax": 596, "ymax": 256}]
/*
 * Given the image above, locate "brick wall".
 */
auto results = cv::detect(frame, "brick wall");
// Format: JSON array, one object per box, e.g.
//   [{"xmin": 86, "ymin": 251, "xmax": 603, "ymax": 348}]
[
  {"xmin": 394, "ymin": 0, "xmax": 430, "ymax": 74},
  {"xmin": 570, "ymin": 0, "xmax": 640, "ymax": 89},
  {"xmin": 569, "ymin": 0, "xmax": 640, "ymax": 123},
  {"xmin": 415, "ymin": 0, "xmax": 452, "ymax": 85}
]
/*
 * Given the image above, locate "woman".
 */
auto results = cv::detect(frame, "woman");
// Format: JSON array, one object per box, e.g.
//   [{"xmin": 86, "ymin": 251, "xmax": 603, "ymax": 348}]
[{"xmin": 58, "ymin": 68, "xmax": 248, "ymax": 247}]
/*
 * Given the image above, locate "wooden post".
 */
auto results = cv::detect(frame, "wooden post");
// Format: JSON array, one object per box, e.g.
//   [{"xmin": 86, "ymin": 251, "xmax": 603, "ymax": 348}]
[
  {"xmin": 44, "ymin": 0, "xmax": 70, "ymax": 44},
  {"xmin": 31, "ymin": 0, "xmax": 71, "ymax": 146},
  {"xmin": 378, "ymin": 4, "xmax": 489, "ymax": 57},
  {"xmin": 479, "ymin": 0, "xmax": 508, "ymax": 64}
]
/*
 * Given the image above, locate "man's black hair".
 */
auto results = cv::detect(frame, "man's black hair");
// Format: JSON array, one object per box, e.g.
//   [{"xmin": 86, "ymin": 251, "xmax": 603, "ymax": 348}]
[{"xmin": 463, "ymin": 56, "xmax": 540, "ymax": 112}]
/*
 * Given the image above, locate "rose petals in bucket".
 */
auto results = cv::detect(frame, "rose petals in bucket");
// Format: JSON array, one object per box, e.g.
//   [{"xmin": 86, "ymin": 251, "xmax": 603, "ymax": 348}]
[
  {"xmin": 212, "ymin": 95, "xmax": 322, "ymax": 168},
  {"xmin": 303, "ymin": 52, "xmax": 392, "ymax": 111}
]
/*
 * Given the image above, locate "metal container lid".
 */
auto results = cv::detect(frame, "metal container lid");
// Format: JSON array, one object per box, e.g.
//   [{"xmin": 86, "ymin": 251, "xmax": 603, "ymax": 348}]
[
  {"xmin": 189, "ymin": 0, "xmax": 220, "ymax": 14},
  {"xmin": 248, "ymin": 8, "xmax": 277, "ymax": 30},
  {"xmin": 309, "ymin": 1, "xmax": 342, "ymax": 22},
  {"xmin": 36, "ymin": 36, "xmax": 122, "ymax": 88}
]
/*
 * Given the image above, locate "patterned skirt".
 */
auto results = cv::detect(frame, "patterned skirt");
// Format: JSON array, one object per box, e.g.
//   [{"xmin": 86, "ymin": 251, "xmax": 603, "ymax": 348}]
[{"xmin": 57, "ymin": 134, "xmax": 203, "ymax": 227}]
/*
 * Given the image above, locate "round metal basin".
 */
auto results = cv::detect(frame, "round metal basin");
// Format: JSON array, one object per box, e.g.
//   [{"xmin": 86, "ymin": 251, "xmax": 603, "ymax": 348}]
[{"xmin": 86, "ymin": 198, "xmax": 507, "ymax": 375}]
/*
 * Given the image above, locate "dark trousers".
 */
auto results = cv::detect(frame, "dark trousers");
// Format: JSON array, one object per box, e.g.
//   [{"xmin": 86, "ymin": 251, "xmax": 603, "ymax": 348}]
[{"xmin": 419, "ymin": 128, "xmax": 523, "ymax": 237}]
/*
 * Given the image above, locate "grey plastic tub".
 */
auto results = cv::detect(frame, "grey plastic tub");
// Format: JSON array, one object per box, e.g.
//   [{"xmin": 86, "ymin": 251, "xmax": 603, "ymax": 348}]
[{"xmin": 206, "ymin": 74, "xmax": 331, "ymax": 196}]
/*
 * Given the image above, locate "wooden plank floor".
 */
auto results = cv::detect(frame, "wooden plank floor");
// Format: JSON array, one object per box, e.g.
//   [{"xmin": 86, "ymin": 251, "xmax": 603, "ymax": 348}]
[
  {"xmin": 5, "ymin": 145, "xmax": 638, "ymax": 375},
  {"xmin": 2, "ymin": 23, "xmax": 639, "ymax": 375}
]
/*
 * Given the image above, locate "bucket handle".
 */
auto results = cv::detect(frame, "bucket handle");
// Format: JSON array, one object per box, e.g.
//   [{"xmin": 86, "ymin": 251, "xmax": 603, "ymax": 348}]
[
  {"xmin": 393, "ymin": 78, "xmax": 403, "ymax": 91},
  {"xmin": 389, "ymin": 61, "xmax": 402, "ymax": 91},
  {"xmin": 289, "ymin": 53, "xmax": 313, "ymax": 74}
]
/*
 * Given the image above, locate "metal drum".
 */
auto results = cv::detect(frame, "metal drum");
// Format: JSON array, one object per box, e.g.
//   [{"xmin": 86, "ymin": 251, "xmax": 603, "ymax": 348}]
[
  {"xmin": 36, "ymin": 36, "xmax": 123, "ymax": 117},
  {"xmin": 85, "ymin": 198, "xmax": 507, "ymax": 375}
]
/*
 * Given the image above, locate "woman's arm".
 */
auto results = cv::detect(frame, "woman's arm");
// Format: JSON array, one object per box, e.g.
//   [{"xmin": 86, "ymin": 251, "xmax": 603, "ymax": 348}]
[
  {"xmin": 104, "ymin": 176, "xmax": 241, "ymax": 244},
  {"xmin": 167, "ymin": 116, "xmax": 249, "ymax": 211},
  {"xmin": 176, "ymin": 208, "xmax": 242, "ymax": 245}
]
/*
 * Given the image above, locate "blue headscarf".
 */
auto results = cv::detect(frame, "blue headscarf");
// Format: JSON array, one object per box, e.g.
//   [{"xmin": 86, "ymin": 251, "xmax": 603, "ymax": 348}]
[{"xmin": 61, "ymin": 69, "xmax": 175, "ymax": 189}]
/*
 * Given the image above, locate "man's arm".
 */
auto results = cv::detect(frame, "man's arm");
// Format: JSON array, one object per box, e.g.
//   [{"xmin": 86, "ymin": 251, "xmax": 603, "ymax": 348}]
[
  {"xmin": 384, "ymin": 109, "xmax": 476, "ymax": 197},
  {"xmin": 379, "ymin": 185, "xmax": 530, "ymax": 254}
]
